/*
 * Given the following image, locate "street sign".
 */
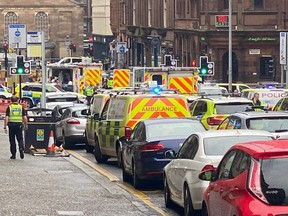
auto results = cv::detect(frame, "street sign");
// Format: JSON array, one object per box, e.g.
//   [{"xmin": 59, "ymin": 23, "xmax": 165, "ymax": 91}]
[
  {"xmin": 117, "ymin": 42, "xmax": 127, "ymax": 53},
  {"xmin": 8, "ymin": 24, "xmax": 27, "ymax": 48},
  {"xmin": 9, "ymin": 67, "xmax": 17, "ymax": 75},
  {"xmin": 27, "ymin": 32, "xmax": 42, "ymax": 43},
  {"xmin": 280, "ymin": 32, "xmax": 287, "ymax": 65}
]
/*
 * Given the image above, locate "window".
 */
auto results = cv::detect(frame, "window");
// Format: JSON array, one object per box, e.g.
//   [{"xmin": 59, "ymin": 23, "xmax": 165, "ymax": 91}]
[
  {"xmin": 217, "ymin": 150, "xmax": 237, "ymax": 179},
  {"xmin": 230, "ymin": 151, "xmax": 250, "ymax": 178},
  {"xmin": 163, "ymin": 0, "xmax": 167, "ymax": 28},
  {"xmin": 223, "ymin": 0, "xmax": 229, "ymax": 9},
  {"xmin": 148, "ymin": 0, "xmax": 152, "ymax": 27},
  {"xmin": 35, "ymin": 12, "xmax": 49, "ymax": 40},
  {"xmin": 177, "ymin": 135, "xmax": 199, "ymax": 159},
  {"xmin": 218, "ymin": 117, "xmax": 230, "ymax": 129},
  {"xmin": 4, "ymin": 12, "xmax": 18, "ymax": 36},
  {"xmin": 226, "ymin": 117, "xmax": 241, "ymax": 129},
  {"xmin": 254, "ymin": 0, "xmax": 263, "ymax": 10},
  {"xmin": 260, "ymin": 57, "xmax": 273, "ymax": 78},
  {"xmin": 101, "ymin": 99, "xmax": 110, "ymax": 120},
  {"xmin": 152, "ymin": 75, "xmax": 163, "ymax": 85},
  {"xmin": 130, "ymin": 122, "xmax": 142, "ymax": 141},
  {"xmin": 133, "ymin": 0, "xmax": 136, "ymax": 25},
  {"xmin": 193, "ymin": 101, "xmax": 207, "ymax": 116}
]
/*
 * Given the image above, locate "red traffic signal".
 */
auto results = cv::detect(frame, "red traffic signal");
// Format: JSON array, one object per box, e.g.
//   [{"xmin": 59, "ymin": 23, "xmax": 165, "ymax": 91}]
[
  {"xmin": 2, "ymin": 42, "xmax": 8, "ymax": 52},
  {"xmin": 69, "ymin": 43, "xmax": 76, "ymax": 52},
  {"xmin": 191, "ymin": 59, "xmax": 196, "ymax": 67}
]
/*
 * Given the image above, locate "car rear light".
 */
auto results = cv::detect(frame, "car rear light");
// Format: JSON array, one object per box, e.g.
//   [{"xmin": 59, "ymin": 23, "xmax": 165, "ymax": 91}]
[
  {"xmin": 66, "ymin": 119, "xmax": 80, "ymax": 124},
  {"xmin": 248, "ymin": 158, "xmax": 268, "ymax": 204},
  {"xmin": 125, "ymin": 127, "xmax": 133, "ymax": 139},
  {"xmin": 201, "ymin": 164, "xmax": 216, "ymax": 172},
  {"xmin": 207, "ymin": 117, "xmax": 223, "ymax": 126},
  {"xmin": 142, "ymin": 143, "xmax": 164, "ymax": 152}
]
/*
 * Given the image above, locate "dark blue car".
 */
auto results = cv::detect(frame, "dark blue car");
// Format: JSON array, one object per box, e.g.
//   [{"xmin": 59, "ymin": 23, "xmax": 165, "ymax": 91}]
[{"xmin": 121, "ymin": 118, "xmax": 206, "ymax": 189}]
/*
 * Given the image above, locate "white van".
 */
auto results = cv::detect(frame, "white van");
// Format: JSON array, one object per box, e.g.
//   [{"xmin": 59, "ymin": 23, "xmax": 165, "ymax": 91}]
[{"xmin": 241, "ymin": 88, "xmax": 288, "ymax": 108}]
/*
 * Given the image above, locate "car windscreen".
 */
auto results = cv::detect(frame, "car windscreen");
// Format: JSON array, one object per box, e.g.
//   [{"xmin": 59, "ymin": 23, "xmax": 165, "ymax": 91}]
[
  {"xmin": 72, "ymin": 110, "xmax": 87, "ymax": 118},
  {"xmin": 215, "ymin": 103, "xmax": 252, "ymax": 114},
  {"xmin": 198, "ymin": 88, "xmax": 222, "ymax": 95},
  {"xmin": 51, "ymin": 85, "xmax": 66, "ymax": 92},
  {"xmin": 246, "ymin": 117, "xmax": 288, "ymax": 132},
  {"xmin": 147, "ymin": 122, "xmax": 205, "ymax": 140},
  {"xmin": 261, "ymin": 158, "xmax": 288, "ymax": 205},
  {"xmin": 46, "ymin": 97, "xmax": 78, "ymax": 103},
  {"xmin": 204, "ymin": 136, "xmax": 273, "ymax": 156}
]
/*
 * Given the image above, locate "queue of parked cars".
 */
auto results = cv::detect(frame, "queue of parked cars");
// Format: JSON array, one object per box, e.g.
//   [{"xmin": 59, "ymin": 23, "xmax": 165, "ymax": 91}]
[{"xmin": 19, "ymin": 81, "xmax": 288, "ymax": 216}]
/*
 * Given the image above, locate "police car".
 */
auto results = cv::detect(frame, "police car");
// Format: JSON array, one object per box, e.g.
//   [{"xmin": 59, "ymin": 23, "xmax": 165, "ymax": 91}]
[{"xmin": 0, "ymin": 84, "xmax": 12, "ymax": 99}]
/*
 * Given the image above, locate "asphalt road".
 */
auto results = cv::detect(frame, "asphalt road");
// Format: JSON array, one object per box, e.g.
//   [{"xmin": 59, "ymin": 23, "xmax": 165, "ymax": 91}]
[{"xmin": 68, "ymin": 147, "xmax": 185, "ymax": 216}]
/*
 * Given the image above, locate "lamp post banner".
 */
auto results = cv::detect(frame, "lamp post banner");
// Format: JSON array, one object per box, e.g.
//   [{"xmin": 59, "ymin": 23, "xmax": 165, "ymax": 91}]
[{"xmin": 280, "ymin": 32, "xmax": 287, "ymax": 65}]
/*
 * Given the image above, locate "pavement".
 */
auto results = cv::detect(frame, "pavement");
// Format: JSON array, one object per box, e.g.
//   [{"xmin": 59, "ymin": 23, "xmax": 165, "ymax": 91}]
[{"xmin": 0, "ymin": 120, "xmax": 161, "ymax": 216}]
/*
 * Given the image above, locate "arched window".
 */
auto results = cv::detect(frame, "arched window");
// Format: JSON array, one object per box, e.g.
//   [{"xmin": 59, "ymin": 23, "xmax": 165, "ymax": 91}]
[
  {"xmin": 35, "ymin": 12, "xmax": 49, "ymax": 40},
  {"xmin": 4, "ymin": 12, "xmax": 18, "ymax": 35}
]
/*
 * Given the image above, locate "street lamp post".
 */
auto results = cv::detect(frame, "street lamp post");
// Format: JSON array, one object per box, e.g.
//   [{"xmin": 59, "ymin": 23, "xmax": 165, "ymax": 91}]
[{"xmin": 228, "ymin": 0, "xmax": 232, "ymax": 92}]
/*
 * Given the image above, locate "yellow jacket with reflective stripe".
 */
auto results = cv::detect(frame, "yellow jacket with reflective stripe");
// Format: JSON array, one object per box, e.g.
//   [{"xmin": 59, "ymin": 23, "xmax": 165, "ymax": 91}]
[{"xmin": 8, "ymin": 104, "xmax": 23, "ymax": 123}]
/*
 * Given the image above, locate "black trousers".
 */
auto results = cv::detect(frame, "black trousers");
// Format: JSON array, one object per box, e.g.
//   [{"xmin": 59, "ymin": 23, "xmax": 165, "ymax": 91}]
[{"xmin": 8, "ymin": 123, "xmax": 24, "ymax": 156}]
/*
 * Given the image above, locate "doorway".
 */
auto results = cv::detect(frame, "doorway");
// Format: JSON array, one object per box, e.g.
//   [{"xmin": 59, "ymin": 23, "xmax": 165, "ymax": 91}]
[{"xmin": 222, "ymin": 52, "xmax": 238, "ymax": 82}]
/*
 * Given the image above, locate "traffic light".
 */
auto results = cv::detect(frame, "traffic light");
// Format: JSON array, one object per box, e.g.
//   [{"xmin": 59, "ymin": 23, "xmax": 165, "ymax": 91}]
[
  {"xmin": 200, "ymin": 56, "xmax": 208, "ymax": 75},
  {"xmin": 2, "ymin": 42, "xmax": 8, "ymax": 52},
  {"xmin": 164, "ymin": 55, "xmax": 172, "ymax": 66},
  {"xmin": 191, "ymin": 59, "xmax": 196, "ymax": 67},
  {"xmin": 88, "ymin": 45, "xmax": 93, "ymax": 55},
  {"xmin": 16, "ymin": 55, "xmax": 25, "ymax": 74},
  {"xmin": 69, "ymin": 43, "xmax": 76, "ymax": 52}
]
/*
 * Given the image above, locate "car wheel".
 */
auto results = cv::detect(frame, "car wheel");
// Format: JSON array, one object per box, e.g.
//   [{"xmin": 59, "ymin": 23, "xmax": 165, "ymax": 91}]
[
  {"xmin": 122, "ymin": 157, "xmax": 130, "ymax": 183},
  {"xmin": 62, "ymin": 133, "xmax": 72, "ymax": 149},
  {"xmin": 202, "ymin": 203, "xmax": 208, "ymax": 216},
  {"xmin": 184, "ymin": 185, "xmax": 195, "ymax": 216},
  {"xmin": 94, "ymin": 137, "xmax": 108, "ymax": 163},
  {"xmin": 116, "ymin": 145, "xmax": 122, "ymax": 168},
  {"xmin": 85, "ymin": 143, "xmax": 94, "ymax": 153},
  {"xmin": 22, "ymin": 98, "xmax": 33, "ymax": 108},
  {"xmin": 164, "ymin": 175, "xmax": 173, "ymax": 208},
  {"xmin": 132, "ymin": 161, "xmax": 142, "ymax": 189},
  {"xmin": 54, "ymin": 134, "xmax": 61, "ymax": 147}
]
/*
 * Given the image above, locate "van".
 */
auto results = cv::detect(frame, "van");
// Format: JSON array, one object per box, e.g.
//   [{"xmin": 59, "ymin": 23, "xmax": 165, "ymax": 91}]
[
  {"xmin": 56, "ymin": 57, "xmax": 82, "ymax": 65},
  {"xmin": 216, "ymin": 83, "xmax": 250, "ymax": 93},
  {"xmin": 85, "ymin": 94, "xmax": 110, "ymax": 153},
  {"xmin": 92, "ymin": 93, "xmax": 191, "ymax": 165},
  {"xmin": 241, "ymin": 88, "xmax": 288, "ymax": 108}
]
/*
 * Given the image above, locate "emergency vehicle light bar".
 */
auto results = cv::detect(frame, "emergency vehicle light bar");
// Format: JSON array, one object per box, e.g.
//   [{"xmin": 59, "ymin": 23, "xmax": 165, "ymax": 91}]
[{"xmin": 140, "ymin": 67, "xmax": 199, "ymax": 72}]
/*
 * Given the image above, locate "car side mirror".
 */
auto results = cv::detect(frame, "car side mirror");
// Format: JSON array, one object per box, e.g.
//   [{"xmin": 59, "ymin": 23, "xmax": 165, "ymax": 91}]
[
  {"xmin": 198, "ymin": 169, "xmax": 214, "ymax": 181},
  {"xmin": 165, "ymin": 150, "xmax": 176, "ymax": 159},
  {"xmin": 119, "ymin": 136, "xmax": 128, "ymax": 144},
  {"xmin": 93, "ymin": 113, "xmax": 100, "ymax": 120}
]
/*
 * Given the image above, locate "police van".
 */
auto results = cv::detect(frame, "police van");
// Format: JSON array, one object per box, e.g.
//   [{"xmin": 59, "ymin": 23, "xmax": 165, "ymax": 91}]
[
  {"xmin": 85, "ymin": 91, "xmax": 191, "ymax": 165},
  {"xmin": 241, "ymin": 88, "xmax": 288, "ymax": 108}
]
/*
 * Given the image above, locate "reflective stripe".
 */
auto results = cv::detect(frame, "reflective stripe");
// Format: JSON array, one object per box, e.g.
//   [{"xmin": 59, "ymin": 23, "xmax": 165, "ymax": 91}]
[
  {"xmin": 85, "ymin": 86, "xmax": 94, "ymax": 96},
  {"xmin": 107, "ymin": 80, "xmax": 114, "ymax": 88},
  {"xmin": 8, "ymin": 104, "xmax": 22, "ymax": 123},
  {"xmin": 113, "ymin": 69, "xmax": 130, "ymax": 87}
]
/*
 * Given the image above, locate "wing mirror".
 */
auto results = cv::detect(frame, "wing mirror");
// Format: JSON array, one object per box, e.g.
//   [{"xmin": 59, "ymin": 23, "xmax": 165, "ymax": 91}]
[
  {"xmin": 93, "ymin": 113, "xmax": 100, "ymax": 120},
  {"xmin": 119, "ymin": 136, "xmax": 128, "ymax": 143},
  {"xmin": 165, "ymin": 150, "xmax": 176, "ymax": 159},
  {"xmin": 198, "ymin": 169, "xmax": 215, "ymax": 181},
  {"xmin": 81, "ymin": 109, "xmax": 89, "ymax": 115}
]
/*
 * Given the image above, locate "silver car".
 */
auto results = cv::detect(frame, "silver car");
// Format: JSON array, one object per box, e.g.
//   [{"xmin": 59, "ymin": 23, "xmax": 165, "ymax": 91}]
[
  {"xmin": 163, "ymin": 130, "xmax": 275, "ymax": 216},
  {"xmin": 55, "ymin": 106, "xmax": 88, "ymax": 148}
]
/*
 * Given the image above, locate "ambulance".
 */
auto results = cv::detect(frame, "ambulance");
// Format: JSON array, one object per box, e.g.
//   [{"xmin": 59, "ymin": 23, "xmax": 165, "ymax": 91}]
[
  {"xmin": 112, "ymin": 67, "xmax": 200, "ymax": 96},
  {"xmin": 88, "ymin": 91, "xmax": 191, "ymax": 166}
]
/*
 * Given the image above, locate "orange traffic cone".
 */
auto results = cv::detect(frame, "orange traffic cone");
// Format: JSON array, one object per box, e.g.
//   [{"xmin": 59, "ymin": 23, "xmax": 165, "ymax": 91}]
[{"xmin": 46, "ymin": 130, "xmax": 56, "ymax": 156}]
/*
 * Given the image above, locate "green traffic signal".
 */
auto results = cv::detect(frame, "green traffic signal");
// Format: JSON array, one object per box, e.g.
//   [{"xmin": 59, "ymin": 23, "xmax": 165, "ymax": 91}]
[
  {"xmin": 200, "ymin": 67, "xmax": 208, "ymax": 74},
  {"xmin": 17, "ymin": 67, "xmax": 24, "ymax": 74}
]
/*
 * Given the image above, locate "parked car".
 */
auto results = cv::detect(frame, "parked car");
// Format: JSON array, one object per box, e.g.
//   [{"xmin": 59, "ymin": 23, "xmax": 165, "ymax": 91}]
[
  {"xmin": 121, "ymin": 118, "xmax": 206, "ymax": 189},
  {"xmin": 199, "ymin": 140, "xmax": 288, "ymax": 216},
  {"xmin": 217, "ymin": 111, "xmax": 288, "ymax": 138},
  {"xmin": 163, "ymin": 130, "xmax": 275, "ymax": 216},
  {"xmin": 273, "ymin": 96, "xmax": 288, "ymax": 111},
  {"xmin": 55, "ymin": 106, "xmax": 88, "ymax": 148}
]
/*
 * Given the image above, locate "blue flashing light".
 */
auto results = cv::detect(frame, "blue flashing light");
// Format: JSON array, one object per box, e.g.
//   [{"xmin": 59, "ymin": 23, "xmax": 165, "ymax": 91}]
[{"xmin": 152, "ymin": 86, "xmax": 161, "ymax": 94}]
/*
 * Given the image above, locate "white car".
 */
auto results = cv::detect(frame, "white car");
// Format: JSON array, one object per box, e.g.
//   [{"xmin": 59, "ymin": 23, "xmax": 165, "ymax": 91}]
[{"xmin": 163, "ymin": 130, "xmax": 275, "ymax": 216}]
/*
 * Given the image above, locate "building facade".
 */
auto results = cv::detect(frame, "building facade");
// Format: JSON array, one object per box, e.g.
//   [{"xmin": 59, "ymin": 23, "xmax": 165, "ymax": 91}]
[
  {"xmin": 111, "ymin": 0, "xmax": 288, "ymax": 83},
  {"xmin": 0, "ymin": 0, "xmax": 85, "ymax": 60}
]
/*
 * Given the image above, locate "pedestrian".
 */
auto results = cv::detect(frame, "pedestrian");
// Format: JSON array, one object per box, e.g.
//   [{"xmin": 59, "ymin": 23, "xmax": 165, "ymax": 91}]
[
  {"xmin": 84, "ymin": 83, "xmax": 94, "ymax": 106},
  {"xmin": 4, "ymin": 96, "xmax": 28, "ymax": 159},
  {"xmin": 251, "ymin": 93, "xmax": 262, "ymax": 106}
]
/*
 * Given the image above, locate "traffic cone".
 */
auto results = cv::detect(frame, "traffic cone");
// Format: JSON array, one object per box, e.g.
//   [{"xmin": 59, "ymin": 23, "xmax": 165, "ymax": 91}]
[{"xmin": 46, "ymin": 130, "xmax": 56, "ymax": 156}]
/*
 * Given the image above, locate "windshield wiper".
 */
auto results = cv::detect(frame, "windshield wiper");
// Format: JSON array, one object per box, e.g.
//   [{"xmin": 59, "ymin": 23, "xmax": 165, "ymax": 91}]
[{"xmin": 275, "ymin": 129, "xmax": 288, "ymax": 133}]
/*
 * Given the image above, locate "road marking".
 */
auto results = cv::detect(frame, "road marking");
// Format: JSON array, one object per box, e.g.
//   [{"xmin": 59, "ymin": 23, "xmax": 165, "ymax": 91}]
[
  {"xmin": 66, "ymin": 150, "xmax": 119, "ymax": 182},
  {"xmin": 118, "ymin": 183, "xmax": 170, "ymax": 216},
  {"xmin": 57, "ymin": 211, "xmax": 84, "ymax": 215},
  {"xmin": 68, "ymin": 150, "xmax": 170, "ymax": 216}
]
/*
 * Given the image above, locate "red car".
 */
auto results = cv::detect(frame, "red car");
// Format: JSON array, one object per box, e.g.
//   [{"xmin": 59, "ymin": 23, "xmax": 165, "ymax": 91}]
[{"xmin": 199, "ymin": 140, "xmax": 288, "ymax": 216}]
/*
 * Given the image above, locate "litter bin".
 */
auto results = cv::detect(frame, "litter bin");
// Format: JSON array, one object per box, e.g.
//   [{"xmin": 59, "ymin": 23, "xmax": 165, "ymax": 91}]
[{"xmin": 24, "ymin": 108, "xmax": 56, "ymax": 153}]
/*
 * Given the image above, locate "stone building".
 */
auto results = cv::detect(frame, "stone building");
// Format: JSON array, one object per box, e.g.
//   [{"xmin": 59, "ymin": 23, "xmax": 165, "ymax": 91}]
[
  {"xmin": 111, "ymin": 0, "xmax": 288, "ymax": 83},
  {"xmin": 0, "ymin": 0, "xmax": 85, "ymax": 60}
]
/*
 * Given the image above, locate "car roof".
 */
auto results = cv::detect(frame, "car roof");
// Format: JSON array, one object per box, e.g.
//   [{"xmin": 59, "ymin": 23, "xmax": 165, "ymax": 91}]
[
  {"xmin": 231, "ymin": 111, "xmax": 288, "ymax": 118},
  {"xmin": 141, "ymin": 118, "xmax": 203, "ymax": 126},
  {"xmin": 232, "ymin": 140, "xmax": 288, "ymax": 159},
  {"xmin": 199, "ymin": 97, "xmax": 251, "ymax": 103},
  {"xmin": 192, "ymin": 129, "xmax": 273, "ymax": 139},
  {"xmin": 66, "ymin": 105, "xmax": 88, "ymax": 111},
  {"xmin": 46, "ymin": 92, "xmax": 78, "ymax": 98}
]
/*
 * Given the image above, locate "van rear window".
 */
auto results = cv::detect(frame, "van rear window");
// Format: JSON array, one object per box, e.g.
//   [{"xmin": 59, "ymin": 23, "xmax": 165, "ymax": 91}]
[{"xmin": 215, "ymin": 103, "xmax": 252, "ymax": 114}]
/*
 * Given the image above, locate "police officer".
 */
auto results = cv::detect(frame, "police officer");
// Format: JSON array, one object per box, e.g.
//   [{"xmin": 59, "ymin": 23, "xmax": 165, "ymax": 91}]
[
  {"xmin": 107, "ymin": 77, "xmax": 114, "ymax": 89},
  {"xmin": 4, "ymin": 96, "xmax": 27, "ymax": 159},
  {"xmin": 84, "ymin": 83, "xmax": 94, "ymax": 106}
]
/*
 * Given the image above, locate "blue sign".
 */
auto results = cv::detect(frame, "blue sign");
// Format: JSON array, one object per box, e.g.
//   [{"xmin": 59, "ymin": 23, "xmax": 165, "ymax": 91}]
[
  {"xmin": 15, "ymin": 30, "xmax": 20, "ymax": 37},
  {"xmin": 119, "ymin": 46, "xmax": 125, "ymax": 54}
]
